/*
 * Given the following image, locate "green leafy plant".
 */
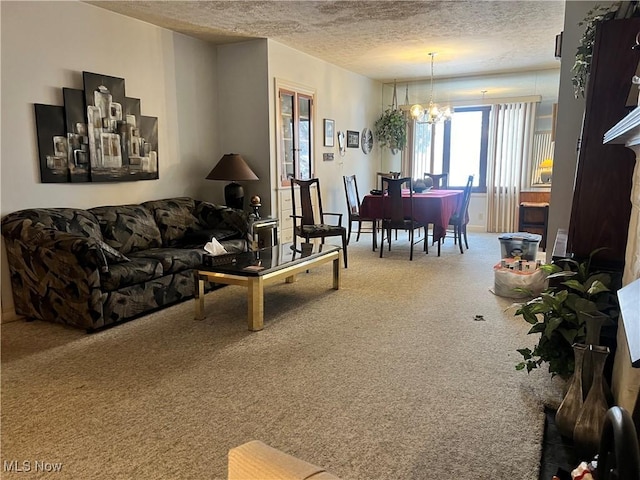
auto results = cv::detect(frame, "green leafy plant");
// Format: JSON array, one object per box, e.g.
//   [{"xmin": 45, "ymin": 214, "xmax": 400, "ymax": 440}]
[
  {"xmin": 374, "ymin": 108, "xmax": 407, "ymax": 153},
  {"xmin": 572, "ymin": 2, "xmax": 621, "ymax": 98},
  {"xmin": 515, "ymin": 249, "xmax": 619, "ymax": 378}
]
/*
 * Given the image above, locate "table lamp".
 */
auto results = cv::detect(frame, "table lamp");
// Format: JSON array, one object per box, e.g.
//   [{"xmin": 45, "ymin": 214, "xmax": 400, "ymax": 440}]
[
  {"xmin": 539, "ymin": 158, "xmax": 553, "ymax": 184},
  {"xmin": 206, "ymin": 153, "xmax": 258, "ymax": 210}
]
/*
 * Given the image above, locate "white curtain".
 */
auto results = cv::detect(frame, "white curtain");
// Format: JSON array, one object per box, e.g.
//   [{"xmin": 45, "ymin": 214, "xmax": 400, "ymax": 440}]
[
  {"xmin": 486, "ymin": 102, "xmax": 537, "ymax": 232},
  {"xmin": 401, "ymin": 113, "xmax": 413, "ymax": 178}
]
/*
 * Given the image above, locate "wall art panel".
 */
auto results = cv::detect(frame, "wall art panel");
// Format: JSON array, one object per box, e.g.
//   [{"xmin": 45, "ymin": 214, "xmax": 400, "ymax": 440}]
[{"xmin": 34, "ymin": 71, "xmax": 159, "ymax": 183}]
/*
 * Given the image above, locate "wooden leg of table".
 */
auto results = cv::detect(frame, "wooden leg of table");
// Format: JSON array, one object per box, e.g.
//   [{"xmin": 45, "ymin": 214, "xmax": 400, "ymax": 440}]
[
  {"xmin": 333, "ymin": 256, "xmax": 341, "ymax": 289},
  {"xmin": 194, "ymin": 276, "xmax": 205, "ymax": 320},
  {"xmin": 247, "ymin": 277, "xmax": 264, "ymax": 331}
]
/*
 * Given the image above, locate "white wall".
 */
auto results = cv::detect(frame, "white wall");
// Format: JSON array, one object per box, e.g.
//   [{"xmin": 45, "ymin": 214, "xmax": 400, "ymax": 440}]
[
  {"xmin": 1, "ymin": 1, "xmax": 219, "ymax": 316},
  {"xmin": 267, "ymin": 40, "xmax": 382, "ymax": 218},
  {"xmin": 215, "ymin": 40, "xmax": 271, "ymax": 212}
]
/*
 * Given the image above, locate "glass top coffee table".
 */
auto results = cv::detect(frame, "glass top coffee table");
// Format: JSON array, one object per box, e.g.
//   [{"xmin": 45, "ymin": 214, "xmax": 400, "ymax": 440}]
[{"xmin": 194, "ymin": 243, "xmax": 341, "ymax": 331}]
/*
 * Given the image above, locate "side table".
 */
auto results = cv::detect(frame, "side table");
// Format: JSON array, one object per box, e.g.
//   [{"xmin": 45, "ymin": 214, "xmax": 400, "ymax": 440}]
[
  {"xmin": 250, "ymin": 217, "xmax": 279, "ymax": 250},
  {"xmin": 518, "ymin": 202, "xmax": 549, "ymax": 251}
]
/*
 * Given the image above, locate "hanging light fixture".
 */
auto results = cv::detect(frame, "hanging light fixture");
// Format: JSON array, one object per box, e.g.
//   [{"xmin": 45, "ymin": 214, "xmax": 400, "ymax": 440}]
[{"xmin": 410, "ymin": 52, "xmax": 453, "ymax": 124}]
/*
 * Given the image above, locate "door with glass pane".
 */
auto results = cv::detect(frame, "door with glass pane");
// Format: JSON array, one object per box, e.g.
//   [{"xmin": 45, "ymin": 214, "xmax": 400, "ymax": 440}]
[{"xmin": 277, "ymin": 87, "xmax": 314, "ymax": 186}]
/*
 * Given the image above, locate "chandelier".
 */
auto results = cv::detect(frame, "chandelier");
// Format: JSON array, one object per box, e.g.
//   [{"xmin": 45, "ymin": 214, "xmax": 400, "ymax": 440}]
[{"xmin": 410, "ymin": 52, "xmax": 453, "ymax": 124}]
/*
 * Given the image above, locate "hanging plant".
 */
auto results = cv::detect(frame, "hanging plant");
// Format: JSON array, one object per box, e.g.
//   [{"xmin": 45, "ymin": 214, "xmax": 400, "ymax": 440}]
[
  {"xmin": 375, "ymin": 108, "xmax": 407, "ymax": 153},
  {"xmin": 572, "ymin": 2, "xmax": 621, "ymax": 99}
]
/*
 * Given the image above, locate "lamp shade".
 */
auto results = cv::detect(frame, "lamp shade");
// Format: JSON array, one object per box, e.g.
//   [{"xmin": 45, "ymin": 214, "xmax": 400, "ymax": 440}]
[
  {"xmin": 206, "ymin": 153, "xmax": 259, "ymax": 181},
  {"xmin": 206, "ymin": 154, "xmax": 258, "ymax": 210}
]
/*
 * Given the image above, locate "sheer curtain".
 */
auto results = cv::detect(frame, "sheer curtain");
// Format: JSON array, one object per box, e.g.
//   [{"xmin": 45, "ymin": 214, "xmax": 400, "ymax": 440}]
[{"xmin": 486, "ymin": 102, "xmax": 537, "ymax": 232}]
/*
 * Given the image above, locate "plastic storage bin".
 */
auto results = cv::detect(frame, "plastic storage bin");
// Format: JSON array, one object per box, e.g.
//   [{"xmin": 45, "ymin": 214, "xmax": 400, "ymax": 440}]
[{"xmin": 498, "ymin": 232, "xmax": 542, "ymax": 261}]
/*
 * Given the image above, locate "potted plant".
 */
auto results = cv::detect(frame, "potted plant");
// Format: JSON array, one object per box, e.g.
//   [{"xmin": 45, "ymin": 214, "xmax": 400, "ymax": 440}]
[
  {"xmin": 572, "ymin": 3, "xmax": 620, "ymax": 98},
  {"xmin": 374, "ymin": 108, "xmax": 407, "ymax": 154},
  {"xmin": 515, "ymin": 249, "xmax": 619, "ymax": 378}
]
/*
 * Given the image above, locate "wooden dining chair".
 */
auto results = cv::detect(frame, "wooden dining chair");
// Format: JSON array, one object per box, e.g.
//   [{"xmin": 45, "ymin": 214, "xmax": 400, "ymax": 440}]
[
  {"xmin": 376, "ymin": 171, "xmax": 401, "ymax": 190},
  {"xmin": 379, "ymin": 177, "xmax": 426, "ymax": 260},
  {"xmin": 343, "ymin": 174, "xmax": 377, "ymax": 250},
  {"xmin": 424, "ymin": 172, "xmax": 449, "ymax": 189},
  {"xmin": 290, "ymin": 177, "xmax": 348, "ymax": 268},
  {"xmin": 437, "ymin": 174, "xmax": 473, "ymax": 255}
]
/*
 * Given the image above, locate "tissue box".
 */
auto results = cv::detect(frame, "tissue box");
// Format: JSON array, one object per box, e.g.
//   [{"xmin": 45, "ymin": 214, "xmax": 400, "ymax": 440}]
[{"xmin": 202, "ymin": 253, "xmax": 237, "ymax": 267}]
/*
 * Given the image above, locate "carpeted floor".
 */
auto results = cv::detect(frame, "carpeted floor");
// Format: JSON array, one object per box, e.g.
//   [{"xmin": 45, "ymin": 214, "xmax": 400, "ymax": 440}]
[{"xmin": 1, "ymin": 232, "xmax": 565, "ymax": 479}]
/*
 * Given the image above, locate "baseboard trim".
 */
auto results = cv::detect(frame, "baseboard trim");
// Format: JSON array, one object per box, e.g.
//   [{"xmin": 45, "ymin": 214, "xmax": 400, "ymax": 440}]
[{"xmin": 1, "ymin": 309, "xmax": 22, "ymax": 324}]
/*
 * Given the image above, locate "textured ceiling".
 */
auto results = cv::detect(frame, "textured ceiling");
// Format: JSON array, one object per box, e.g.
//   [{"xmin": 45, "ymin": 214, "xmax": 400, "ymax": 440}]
[{"xmin": 89, "ymin": 0, "xmax": 566, "ymax": 83}]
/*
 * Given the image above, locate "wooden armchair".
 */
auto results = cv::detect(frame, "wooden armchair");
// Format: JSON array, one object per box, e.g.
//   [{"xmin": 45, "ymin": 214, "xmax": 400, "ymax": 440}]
[{"xmin": 290, "ymin": 178, "xmax": 348, "ymax": 268}]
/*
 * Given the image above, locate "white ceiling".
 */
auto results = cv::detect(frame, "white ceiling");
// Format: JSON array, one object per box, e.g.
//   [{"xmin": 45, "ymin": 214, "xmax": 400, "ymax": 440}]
[{"xmin": 90, "ymin": 0, "xmax": 565, "ymax": 80}]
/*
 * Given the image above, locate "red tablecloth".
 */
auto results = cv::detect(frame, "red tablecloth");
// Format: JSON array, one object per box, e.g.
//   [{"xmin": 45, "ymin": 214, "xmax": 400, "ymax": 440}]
[{"xmin": 360, "ymin": 189, "xmax": 463, "ymax": 242}]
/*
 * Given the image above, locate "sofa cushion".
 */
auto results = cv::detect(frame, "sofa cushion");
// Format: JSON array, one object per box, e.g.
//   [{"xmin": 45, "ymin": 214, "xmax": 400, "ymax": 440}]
[
  {"xmin": 99, "ymin": 257, "xmax": 163, "ymax": 292},
  {"xmin": 127, "ymin": 248, "xmax": 202, "ymax": 275},
  {"xmin": 142, "ymin": 197, "xmax": 199, "ymax": 247},
  {"xmin": 89, "ymin": 205, "xmax": 162, "ymax": 254}
]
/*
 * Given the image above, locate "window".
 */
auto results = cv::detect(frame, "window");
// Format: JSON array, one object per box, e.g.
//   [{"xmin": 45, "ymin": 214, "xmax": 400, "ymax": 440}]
[
  {"xmin": 413, "ymin": 106, "xmax": 489, "ymax": 192},
  {"xmin": 277, "ymin": 84, "xmax": 314, "ymax": 186}
]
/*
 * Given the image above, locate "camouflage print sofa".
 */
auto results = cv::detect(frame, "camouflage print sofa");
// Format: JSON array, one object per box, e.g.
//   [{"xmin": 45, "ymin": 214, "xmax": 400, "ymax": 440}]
[{"xmin": 1, "ymin": 197, "xmax": 250, "ymax": 331}]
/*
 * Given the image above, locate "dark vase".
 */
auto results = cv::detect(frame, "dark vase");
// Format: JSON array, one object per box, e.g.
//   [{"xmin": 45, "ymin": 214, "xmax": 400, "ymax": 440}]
[
  {"xmin": 555, "ymin": 343, "xmax": 587, "ymax": 438},
  {"xmin": 573, "ymin": 345, "xmax": 610, "ymax": 457}
]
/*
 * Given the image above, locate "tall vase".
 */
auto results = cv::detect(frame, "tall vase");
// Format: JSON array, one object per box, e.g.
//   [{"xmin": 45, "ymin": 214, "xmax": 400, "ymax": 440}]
[
  {"xmin": 578, "ymin": 311, "xmax": 607, "ymax": 396},
  {"xmin": 573, "ymin": 345, "xmax": 610, "ymax": 457},
  {"xmin": 555, "ymin": 343, "xmax": 588, "ymax": 438}
]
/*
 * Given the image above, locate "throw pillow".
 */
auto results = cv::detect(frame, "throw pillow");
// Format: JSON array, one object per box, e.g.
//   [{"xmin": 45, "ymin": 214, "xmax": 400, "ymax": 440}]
[{"xmin": 96, "ymin": 238, "xmax": 130, "ymax": 264}]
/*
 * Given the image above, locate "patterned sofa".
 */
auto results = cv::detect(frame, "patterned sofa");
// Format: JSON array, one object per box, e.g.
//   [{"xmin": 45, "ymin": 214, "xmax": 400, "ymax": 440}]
[{"xmin": 1, "ymin": 197, "xmax": 250, "ymax": 331}]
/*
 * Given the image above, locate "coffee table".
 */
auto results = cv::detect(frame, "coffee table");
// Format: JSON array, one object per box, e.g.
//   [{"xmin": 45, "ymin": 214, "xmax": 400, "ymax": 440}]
[{"xmin": 194, "ymin": 243, "xmax": 341, "ymax": 331}]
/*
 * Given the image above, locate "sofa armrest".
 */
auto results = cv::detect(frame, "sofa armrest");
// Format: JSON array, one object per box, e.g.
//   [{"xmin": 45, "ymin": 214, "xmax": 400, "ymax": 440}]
[
  {"xmin": 228, "ymin": 440, "xmax": 340, "ymax": 480},
  {"xmin": 195, "ymin": 201, "xmax": 251, "ymax": 241},
  {"xmin": 2, "ymin": 228, "xmax": 106, "ymax": 329}
]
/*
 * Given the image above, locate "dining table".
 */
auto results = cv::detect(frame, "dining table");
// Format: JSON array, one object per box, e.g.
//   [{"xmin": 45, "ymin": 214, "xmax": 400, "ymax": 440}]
[{"xmin": 360, "ymin": 189, "xmax": 463, "ymax": 249}]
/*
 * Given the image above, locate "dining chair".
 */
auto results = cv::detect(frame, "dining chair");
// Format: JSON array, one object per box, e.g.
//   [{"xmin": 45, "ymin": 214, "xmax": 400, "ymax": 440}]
[
  {"xmin": 342, "ymin": 174, "xmax": 377, "ymax": 250},
  {"xmin": 424, "ymin": 172, "xmax": 449, "ymax": 189},
  {"xmin": 438, "ymin": 174, "xmax": 473, "ymax": 255},
  {"xmin": 376, "ymin": 171, "xmax": 401, "ymax": 190},
  {"xmin": 290, "ymin": 177, "xmax": 348, "ymax": 268},
  {"xmin": 379, "ymin": 177, "xmax": 426, "ymax": 260}
]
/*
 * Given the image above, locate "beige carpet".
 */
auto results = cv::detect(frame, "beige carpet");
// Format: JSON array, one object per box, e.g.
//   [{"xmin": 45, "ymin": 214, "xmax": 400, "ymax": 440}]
[{"xmin": 1, "ymin": 232, "xmax": 564, "ymax": 479}]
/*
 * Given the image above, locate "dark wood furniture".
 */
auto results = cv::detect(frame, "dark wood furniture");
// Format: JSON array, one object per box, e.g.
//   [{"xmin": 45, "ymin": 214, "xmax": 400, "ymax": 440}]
[
  {"xmin": 360, "ymin": 189, "xmax": 462, "ymax": 246},
  {"xmin": 342, "ymin": 174, "xmax": 377, "ymax": 250},
  {"xmin": 376, "ymin": 171, "xmax": 400, "ymax": 190},
  {"xmin": 567, "ymin": 17, "xmax": 640, "ymax": 270},
  {"xmin": 379, "ymin": 177, "xmax": 426, "ymax": 260},
  {"xmin": 424, "ymin": 172, "xmax": 448, "ymax": 189},
  {"xmin": 290, "ymin": 177, "xmax": 348, "ymax": 268},
  {"xmin": 441, "ymin": 175, "xmax": 473, "ymax": 255},
  {"xmin": 519, "ymin": 202, "xmax": 549, "ymax": 251}
]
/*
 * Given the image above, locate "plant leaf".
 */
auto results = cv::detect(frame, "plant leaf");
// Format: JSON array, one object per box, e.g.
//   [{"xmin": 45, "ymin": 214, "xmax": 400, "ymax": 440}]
[{"xmin": 544, "ymin": 316, "xmax": 564, "ymax": 339}]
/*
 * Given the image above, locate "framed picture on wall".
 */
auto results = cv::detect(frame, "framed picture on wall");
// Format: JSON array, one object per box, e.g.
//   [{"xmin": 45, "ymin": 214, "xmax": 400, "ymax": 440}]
[
  {"xmin": 347, "ymin": 130, "xmax": 359, "ymax": 148},
  {"xmin": 323, "ymin": 119, "xmax": 334, "ymax": 147}
]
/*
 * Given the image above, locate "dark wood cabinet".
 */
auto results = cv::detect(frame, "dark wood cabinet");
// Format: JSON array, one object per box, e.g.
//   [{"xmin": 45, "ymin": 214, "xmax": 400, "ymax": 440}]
[{"xmin": 568, "ymin": 18, "xmax": 640, "ymax": 269}]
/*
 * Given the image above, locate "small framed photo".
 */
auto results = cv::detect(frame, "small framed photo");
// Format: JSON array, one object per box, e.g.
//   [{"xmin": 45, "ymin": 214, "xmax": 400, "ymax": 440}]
[
  {"xmin": 323, "ymin": 119, "xmax": 334, "ymax": 147},
  {"xmin": 347, "ymin": 130, "xmax": 359, "ymax": 148}
]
